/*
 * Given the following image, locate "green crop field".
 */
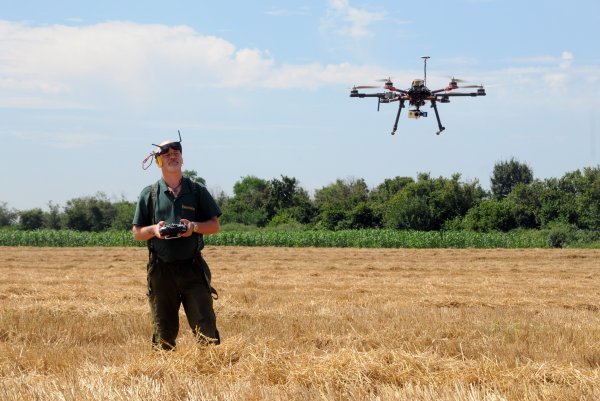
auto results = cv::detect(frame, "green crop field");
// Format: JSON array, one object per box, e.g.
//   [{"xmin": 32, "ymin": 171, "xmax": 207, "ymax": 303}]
[{"xmin": 0, "ymin": 227, "xmax": 592, "ymax": 248}]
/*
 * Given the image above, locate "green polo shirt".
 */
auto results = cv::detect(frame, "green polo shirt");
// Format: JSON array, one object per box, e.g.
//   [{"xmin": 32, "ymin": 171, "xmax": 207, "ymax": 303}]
[{"xmin": 133, "ymin": 178, "xmax": 222, "ymax": 262}]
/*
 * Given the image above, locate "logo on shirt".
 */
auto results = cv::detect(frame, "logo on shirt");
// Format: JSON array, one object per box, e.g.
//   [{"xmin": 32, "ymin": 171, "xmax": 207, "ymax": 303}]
[{"xmin": 182, "ymin": 205, "xmax": 196, "ymax": 212}]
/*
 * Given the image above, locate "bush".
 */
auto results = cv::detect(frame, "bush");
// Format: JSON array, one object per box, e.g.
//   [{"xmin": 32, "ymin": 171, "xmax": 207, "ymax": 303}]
[
  {"xmin": 461, "ymin": 199, "xmax": 517, "ymax": 232},
  {"xmin": 384, "ymin": 195, "xmax": 433, "ymax": 231},
  {"xmin": 267, "ymin": 212, "xmax": 304, "ymax": 230},
  {"xmin": 544, "ymin": 222, "xmax": 577, "ymax": 248},
  {"xmin": 19, "ymin": 208, "xmax": 45, "ymax": 230}
]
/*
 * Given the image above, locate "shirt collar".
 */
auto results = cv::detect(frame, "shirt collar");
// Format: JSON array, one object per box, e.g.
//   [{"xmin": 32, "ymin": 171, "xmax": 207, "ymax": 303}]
[{"xmin": 158, "ymin": 177, "xmax": 189, "ymax": 194}]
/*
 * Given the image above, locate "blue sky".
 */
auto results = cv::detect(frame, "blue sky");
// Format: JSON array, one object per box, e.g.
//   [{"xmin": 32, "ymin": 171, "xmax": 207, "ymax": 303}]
[{"xmin": 1, "ymin": 0, "xmax": 599, "ymax": 210}]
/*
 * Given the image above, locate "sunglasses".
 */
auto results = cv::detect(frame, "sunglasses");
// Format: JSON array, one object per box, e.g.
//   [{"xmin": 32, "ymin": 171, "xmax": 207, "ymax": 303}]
[{"xmin": 152, "ymin": 141, "xmax": 182, "ymax": 156}]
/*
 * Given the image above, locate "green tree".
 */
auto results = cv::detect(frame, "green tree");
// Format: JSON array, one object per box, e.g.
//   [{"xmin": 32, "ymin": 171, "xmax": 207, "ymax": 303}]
[
  {"xmin": 317, "ymin": 208, "xmax": 349, "ymax": 230},
  {"xmin": 537, "ymin": 167, "xmax": 600, "ymax": 230},
  {"xmin": 505, "ymin": 182, "xmax": 541, "ymax": 229},
  {"xmin": 461, "ymin": 199, "xmax": 517, "ymax": 232},
  {"xmin": 265, "ymin": 175, "xmax": 316, "ymax": 224},
  {"xmin": 537, "ymin": 177, "xmax": 578, "ymax": 227},
  {"xmin": 428, "ymin": 174, "xmax": 486, "ymax": 226},
  {"xmin": 19, "ymin": 208, "xmax": 44, "ymax": 230},
  {"xmin": 576, "ymin": 166, "xmax": 600, "ymax": 230},
  {"xmin": 368, "ymin": 176, "xmax": 414, "ymax": 224},
  {"xmin": 385, "ymin": 192, "xmax": 432, "ymax": 230},
  {"xmin": 183, "ymin": 169, "xmax": 206, "ymax": 185},
  {"xmin": 111, "ymin": 200, "xmax": 137, "ymax": 230},
  {"xmin": 384, "ymin": 173, "xmax": 484, "ymax": 230},
  {"xmin": 43, "ymin": 201, "xmax": 63, "ymax": 229},
  {"xmin": 0, "ymin": 202, "xmax": 17, "ymax": 226},
  {"xmin": 63, "ymin": 193, "xmax": 116, "ymax": 231},
  {"xmin": 314, "ymin": 178, "xmax": 370, "ymax": 229},
  {"xmin": 220, "ymin": 176, "xmax": 269, "ymax": 226},
  {"xmin": 211, "ymin": 188, "xmax": 230, "ymax": 210},
  {"xmin": 369, "ymin": 176, "xmax": 414, "ymax": 204},
  {"xmin": 314, "ymin": 178, "xmax": 369, "ymax": 210},
  {"xmin": 491, "ymin": 158, "xmax": 534, "ymax": 199},
  {"xmin": 347, "ymin": 202, "xmax": 381, "ymax": 229}
]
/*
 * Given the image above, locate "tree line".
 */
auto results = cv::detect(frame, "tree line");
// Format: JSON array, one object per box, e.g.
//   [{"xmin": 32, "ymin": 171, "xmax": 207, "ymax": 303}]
[{"xmin": 1, "ymin": 160, "xmax": 599, "ymax": 235}]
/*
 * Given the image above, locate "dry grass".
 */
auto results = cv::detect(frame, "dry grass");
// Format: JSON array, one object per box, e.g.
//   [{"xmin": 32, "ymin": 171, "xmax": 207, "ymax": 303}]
[{"xmin": 0, "ymin": 246, "xmax": 599, "ymax": 400}]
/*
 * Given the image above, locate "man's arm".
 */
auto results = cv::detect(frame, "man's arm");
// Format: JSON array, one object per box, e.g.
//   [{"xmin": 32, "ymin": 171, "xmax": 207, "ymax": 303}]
[
  {"xmin": 194, "ymin": 216, "xmax": 220, "ymax": 234},
  {"xmin": 179, "ymin": 216, "xmax": 220, "ymax": 237},
  {"xmin": 132, "ymin": 221, "xmax": 165, "ymax": 241}
]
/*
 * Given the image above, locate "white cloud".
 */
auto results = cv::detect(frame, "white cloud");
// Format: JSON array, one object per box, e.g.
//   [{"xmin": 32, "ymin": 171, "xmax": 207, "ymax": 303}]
[
  {"xmin": 0, "ymin": 21, "xmax": 276, "ymax": 97},
  {"xmin": 544, "ymin": 73, "xmax": 568, "ymax": 88},
  {"xmin": 482, "ymin": 52, "xmax": 600, "ymax": 110},
  {"xmin": 560, "ymin": 51, "xmax": 573, "ymax": 69},
  {"xmin": 561, "ymin": 51, "xmax": 573, "ymax": 61},
  {"xmin": 0, "ymin": 77, "xmax": 69, "ymax": 94},
  {"xmin": 0, "ymin": 21, "xmax": 596, "ymax": 114},
  {"xmin": 509, "ymin": 52, "xmax": 574, "ymax": 68},
  {"xmin": 0, "ymin": 19, "xmax": 394, "ymax": 108},
  {"xmin": 263, "ymin": 62, "xmax": 385, "ymax": 90},
  {"xmin": 324, "ymin": 0, "xmax": 386, "ymax": 38}
]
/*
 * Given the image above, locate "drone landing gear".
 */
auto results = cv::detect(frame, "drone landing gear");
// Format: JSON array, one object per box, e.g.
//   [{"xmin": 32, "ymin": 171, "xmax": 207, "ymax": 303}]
[
  {"xmin": 391, "ymin": 99, "xmax": 405, "ymax": 135},
  {"xmin": 430, "ymin": 99, "xmax": 446, "ymax": 135}
]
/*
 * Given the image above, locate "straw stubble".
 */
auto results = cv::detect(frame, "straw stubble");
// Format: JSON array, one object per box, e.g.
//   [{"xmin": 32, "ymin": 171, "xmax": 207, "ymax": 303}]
[{"xmin": 1, "ymin": 247, "xmax": 599, "ymax": 400}]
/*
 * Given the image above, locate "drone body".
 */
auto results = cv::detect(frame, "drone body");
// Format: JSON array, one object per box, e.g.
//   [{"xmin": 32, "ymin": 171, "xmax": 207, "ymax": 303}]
[{"xmin": 350, "ymin": 56, "xmax": 486, "ymax": 135}]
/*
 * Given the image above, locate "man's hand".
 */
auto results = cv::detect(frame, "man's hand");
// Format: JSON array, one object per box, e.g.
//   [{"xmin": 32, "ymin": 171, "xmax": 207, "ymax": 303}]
[
  {"xmin": 155, "ymin": 221, "xmax": 166, "ymax": 238},
  {"xmin": 133, "ymin": 221, "xmax": 166, "ymax": 241},
  {"xmin": 180, "ymin": 219, "xmax": 194, "ymax": 238}
]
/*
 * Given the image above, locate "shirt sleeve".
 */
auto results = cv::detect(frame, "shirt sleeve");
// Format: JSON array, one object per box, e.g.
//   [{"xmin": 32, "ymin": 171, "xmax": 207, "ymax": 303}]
[
  {"xmin": 132, "ymin": 185, "xmax": 152, "ymax": 226},
  {"xmin": 196, "ymin": 184, "xmax": 222, "ymax": 221}
]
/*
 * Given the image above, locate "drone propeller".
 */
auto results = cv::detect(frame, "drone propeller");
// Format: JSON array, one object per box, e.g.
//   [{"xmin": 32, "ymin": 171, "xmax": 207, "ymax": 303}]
[
  {"xmin": 353, "ymin": 85, "xmax": 380, "ymax": 89},
  {"xmin": 457, "ymin": 85, "xmax": 484, "ymax": 89},
  {"xmin": 447, "ymin": 76, "xmax": 469, "ymax": 83}
]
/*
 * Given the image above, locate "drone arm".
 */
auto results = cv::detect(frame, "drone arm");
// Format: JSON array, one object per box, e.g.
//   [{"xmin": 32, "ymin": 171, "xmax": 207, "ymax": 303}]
[
  {"xmin": 350, "ymin": 92, "xmax": 386, "ymax": 98},
  {"xmin": 434, "ymin": 92, "xmax": 482, "ymax": 98},
  {"xmin": 430, "ymin": 99, "xmax": 445, "ymax": 135}
]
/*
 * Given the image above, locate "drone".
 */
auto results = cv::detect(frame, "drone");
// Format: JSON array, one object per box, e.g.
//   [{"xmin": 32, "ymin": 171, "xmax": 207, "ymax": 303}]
[{"xmin": 350, "ymin": 56, "xmax": 486, "ymax": 135}]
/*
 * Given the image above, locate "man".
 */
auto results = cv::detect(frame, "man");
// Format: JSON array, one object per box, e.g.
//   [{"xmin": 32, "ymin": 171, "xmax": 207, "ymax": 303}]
[{"xmin": 133, "ymin": 136, "xmax": 221, "ymax": 350}]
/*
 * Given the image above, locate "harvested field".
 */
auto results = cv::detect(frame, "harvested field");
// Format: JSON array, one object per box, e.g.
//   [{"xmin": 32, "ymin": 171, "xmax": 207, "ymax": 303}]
[{"xmin": 1, "ymin": 246, "xmax": 599, "ymax": 400}]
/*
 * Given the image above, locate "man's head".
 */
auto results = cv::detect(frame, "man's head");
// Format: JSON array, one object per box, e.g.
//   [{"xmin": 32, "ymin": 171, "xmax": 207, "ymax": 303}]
[
  {"xmin": 141, "ymin": 131, "xmax": 184, "ymax": 171},
  {"xmin": 155, "ymin": 140, "xmax": 183, "ymax": 169}
]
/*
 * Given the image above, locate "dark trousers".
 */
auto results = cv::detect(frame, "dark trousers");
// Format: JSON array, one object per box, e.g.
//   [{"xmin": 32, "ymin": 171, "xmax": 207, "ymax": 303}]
[{"xmin": 147, "ymin": 255, "xmax": 219, "ymax": 350}]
